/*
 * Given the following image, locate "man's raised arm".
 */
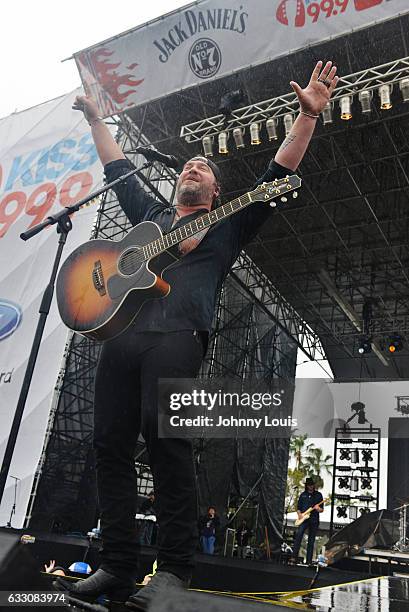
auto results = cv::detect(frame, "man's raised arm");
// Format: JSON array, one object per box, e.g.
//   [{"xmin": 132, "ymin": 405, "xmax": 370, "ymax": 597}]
[
  {"xmin": 72, "ymin": 95, "xmax": 125, "ymax": 165},
  {"xmin": 275, "ymin": 61, "xmax": 339, "ymax": 171}
]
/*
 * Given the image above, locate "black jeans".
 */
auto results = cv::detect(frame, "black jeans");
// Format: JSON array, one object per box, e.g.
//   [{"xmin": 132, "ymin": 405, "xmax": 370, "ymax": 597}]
[
  {"xmin": 93, "ymin": 330, "xmax": 205, "ymax": 580},
  {"xmin": 292, "ymin": 520, "xmax": 318, "ymax": 564}
]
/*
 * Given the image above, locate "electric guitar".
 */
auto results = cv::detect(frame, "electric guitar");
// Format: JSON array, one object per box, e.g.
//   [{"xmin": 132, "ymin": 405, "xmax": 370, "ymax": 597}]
[
  {"xmin": 294, "ymin": 497, "xmax": 330, "ymax": 527},
  {"xmin": 56, "ymin": 175, "xmax": 301, "ymax": 341}
]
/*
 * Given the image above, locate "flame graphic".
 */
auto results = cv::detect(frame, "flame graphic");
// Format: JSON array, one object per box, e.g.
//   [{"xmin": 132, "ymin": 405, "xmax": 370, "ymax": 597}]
[{"xmin": 78, "ymin": 47, "xmax": 144, "ymax": 114}]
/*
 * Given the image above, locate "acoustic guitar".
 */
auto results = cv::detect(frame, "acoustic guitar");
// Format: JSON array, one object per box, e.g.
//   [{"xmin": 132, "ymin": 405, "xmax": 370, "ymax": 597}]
[{"xmin": 56, "ymin": 175, "xmax": 301, "ymax": 341}]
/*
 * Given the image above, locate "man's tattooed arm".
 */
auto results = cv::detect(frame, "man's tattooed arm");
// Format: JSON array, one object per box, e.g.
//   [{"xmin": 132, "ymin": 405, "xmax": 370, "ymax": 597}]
[{"xmin": 278, "ymin": 134, "xmax": 297, "ymax": 152}]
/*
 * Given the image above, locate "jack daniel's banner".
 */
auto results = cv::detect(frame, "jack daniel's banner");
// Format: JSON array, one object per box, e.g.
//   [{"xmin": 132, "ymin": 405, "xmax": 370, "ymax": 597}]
[{"xmin": 74, "ymin": 0, "xmax": 408, "ymax": 116}]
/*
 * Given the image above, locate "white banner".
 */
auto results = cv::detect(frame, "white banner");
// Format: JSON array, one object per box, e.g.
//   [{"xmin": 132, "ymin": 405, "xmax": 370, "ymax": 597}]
[
  {"xmin": 74, "ymin": 0, "xmax": 409, "ymax": 116},
  {"xmin": 0, "ymin": 89, "xmax": 106, "ymax": 527}
]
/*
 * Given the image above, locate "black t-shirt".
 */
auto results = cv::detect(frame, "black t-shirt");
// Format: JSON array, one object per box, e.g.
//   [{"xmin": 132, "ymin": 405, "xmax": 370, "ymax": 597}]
[
  {"xmin": 104, "ymin": 158, "xmax": 291, "ymax": 333},
  {"xmin": 297, "ymin": 490, "xmax": 323, "ymax": 524}
]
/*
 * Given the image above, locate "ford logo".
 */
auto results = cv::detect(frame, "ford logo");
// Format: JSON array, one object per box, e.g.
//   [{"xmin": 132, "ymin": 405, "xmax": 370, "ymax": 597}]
[{"xmin": 0, "ymin": 300, "xmax": 22, "ymax": 340}]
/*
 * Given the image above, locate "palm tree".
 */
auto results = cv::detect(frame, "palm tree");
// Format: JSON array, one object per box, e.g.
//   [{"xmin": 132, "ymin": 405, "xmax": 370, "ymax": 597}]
[
  {"xmin": 305, "ymin": 447, "xmax": 333, "ymax": 490},
  {"xmin": 286, "ymin": 435, "xmax": 314, "ymax": 512}
]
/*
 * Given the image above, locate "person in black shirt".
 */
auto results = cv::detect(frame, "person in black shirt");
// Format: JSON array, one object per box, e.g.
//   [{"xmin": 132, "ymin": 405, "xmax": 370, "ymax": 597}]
[
  {"xmin": 55, "ymin": 61, "xmax": 338, "ymax": 609},
  {"xmin": 236, "ymin": 520, "xmax": 253, "ymax": 558},
  {"xmin": 199, "ymin": 507, "xmax": 220, "ymax": 555},
  {"xmin": 292, "ymin": 477, "xmax": 324, "ymax": 564}
]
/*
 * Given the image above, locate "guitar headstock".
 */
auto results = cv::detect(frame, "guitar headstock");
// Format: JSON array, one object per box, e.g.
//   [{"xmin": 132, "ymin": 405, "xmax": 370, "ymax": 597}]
[{"xmin": 251, "ymin": 175, "xmax": 302, "ymax": 208}]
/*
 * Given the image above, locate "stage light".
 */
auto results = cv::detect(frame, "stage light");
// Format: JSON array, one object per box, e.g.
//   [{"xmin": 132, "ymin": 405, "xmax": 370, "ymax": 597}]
[
  {"xmin": 362, "ymin": 450, "xmax": 373, "ymax": 463},
  {"xmin": 266, "ymin": 118, "xmax": 278, "ymax": 141},
  {"xmin": 284, "ymin": 113, "xmax": 294, "ymax": 136},
  {"xmin": 360, "ymin": 507, "xmax": 370, "ymax": 515},
  {"xmin": 233, "ymin": 127, "xmax": 245, "ymax": 149},
  {"xmin": 218, "ymin": 132, "xmax": 229, "ymax": 154},
  {"xmin": 358, "ymin": 336, "xmax": 372, "ymax": 355},
  {"xmin": 340, "ymin": 449, "xmax": 350, "ymax": 461},
  {"xmin": 250, "ymin": 122, "xmax": 261, "ymax": 145},
  {"xmin": 338, "ymin": 477, "xmax": 350, "ymax": 489},
  {"xmin": 379, "ymin": 84, "xmax": 392, "ymax": 110},
  {"xmin": 349, "ymin": 506, "xmax": 358, "ymax": 520},
  {"xmin": 361, "ymin": 477, "xmax": 372, "ymax": 490},
  {"xmin": 358, "ymin": 90, "xmax": 372, "ymax": 114},
  {"xmin": 336, "ymin": 494, "xmax": 351, "ymax": 501},
  {"xmin": 337, "ymin": 506, "xmax": 347, "ymax": 518},
  {"xmin": 202, "ymin": 136, "xmax": 213, "ymax": 157},
  {"xmin": 350, "ymin": 476, "xmax": 359, "ymax": 491},
  {"xmin": 321, "ymin": 102, "xmax": 333, "ymax": 125},
  {"xmin": 340, "ymin": 96, "xmax": 352, "ymax": 120},
  {"xmin": 218, "ymin": 89, "xmax": 245, "ymax": 117},
  {"xmin": 350, "ymin": 450, "xmax": 359, "ymax": 464},
  {"xmin": 388, "ymin": 334, "xmax": 403, "ymax": 353},
  {"xmin": 400, "ymin": 78, "xmax": 409, "ymax": 103}
]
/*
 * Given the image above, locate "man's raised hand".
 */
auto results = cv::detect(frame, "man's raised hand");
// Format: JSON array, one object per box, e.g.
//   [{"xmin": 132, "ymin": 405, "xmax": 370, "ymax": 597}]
[{"xmin": 290, "ymin": 61, "xmax": 339, "ymax": 116}]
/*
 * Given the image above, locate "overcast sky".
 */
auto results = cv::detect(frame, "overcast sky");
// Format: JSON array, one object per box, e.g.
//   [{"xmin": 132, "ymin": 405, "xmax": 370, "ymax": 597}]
[{"xmin": 2, "ymin": 0, "xmax": 190, "ymax": 119}]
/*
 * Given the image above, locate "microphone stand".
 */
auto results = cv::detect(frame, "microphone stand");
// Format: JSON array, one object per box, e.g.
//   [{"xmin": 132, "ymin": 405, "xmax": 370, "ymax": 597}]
[
  {"xmin": 5, "ymin": 476, "xmax": 20, "ymax": 528},
  {"xmin": 0, "ymin": 162, "xmax": 152, "ymax": 506}
]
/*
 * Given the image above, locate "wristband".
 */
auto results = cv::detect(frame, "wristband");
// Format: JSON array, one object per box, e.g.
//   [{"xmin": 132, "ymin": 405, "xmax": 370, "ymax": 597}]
[
  {"xmin": 88, "ymin": 116, "xmax": 103, "ymax": 126},
  {"xmin": 300, "ymin": 110, "xmax": 319, "ymax": 119}
]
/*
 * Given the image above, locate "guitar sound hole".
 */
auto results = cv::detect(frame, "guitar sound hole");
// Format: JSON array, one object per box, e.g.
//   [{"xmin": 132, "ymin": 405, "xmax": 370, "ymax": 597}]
[{"xmin": 118, "ymin": 247, "xmax": 143, "ymax": 276}]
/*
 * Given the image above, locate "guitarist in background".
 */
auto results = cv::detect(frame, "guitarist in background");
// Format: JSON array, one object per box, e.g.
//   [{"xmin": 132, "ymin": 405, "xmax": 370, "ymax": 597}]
[
  {"xmin": 56, "ymin": 62, "xmax": 338, "ymax": 609},
  {"xmin": 292, "ymin": 477, "xmax": 324, "ymax": 565}
]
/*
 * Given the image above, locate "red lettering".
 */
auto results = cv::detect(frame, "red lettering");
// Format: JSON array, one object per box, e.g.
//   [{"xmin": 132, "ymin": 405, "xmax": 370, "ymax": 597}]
[
  {"xmin": 0, "ymin": 191, "xmax": 26, "ymax": 238},
  {"xmin": 60, "ymin": 171, "xmax": 93, "ymax": 206}
]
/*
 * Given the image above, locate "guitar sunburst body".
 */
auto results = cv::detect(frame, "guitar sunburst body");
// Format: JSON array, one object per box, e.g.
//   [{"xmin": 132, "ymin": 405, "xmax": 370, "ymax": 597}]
[{"xmin": 57, "ymin": 222, "xmax": 177, "ymax": 341}]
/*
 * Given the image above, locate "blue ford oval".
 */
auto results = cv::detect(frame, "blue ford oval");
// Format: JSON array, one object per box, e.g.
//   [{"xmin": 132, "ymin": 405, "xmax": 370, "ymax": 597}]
[{"xmin": 0, "ymin": 300, "xmax": 22, "ymax": 341}]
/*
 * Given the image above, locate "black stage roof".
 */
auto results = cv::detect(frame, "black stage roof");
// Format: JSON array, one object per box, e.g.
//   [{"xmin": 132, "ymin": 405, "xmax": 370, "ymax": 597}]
[{"xmin": 126, "ymin": 14, "xmax": 409, "ymax": 380}]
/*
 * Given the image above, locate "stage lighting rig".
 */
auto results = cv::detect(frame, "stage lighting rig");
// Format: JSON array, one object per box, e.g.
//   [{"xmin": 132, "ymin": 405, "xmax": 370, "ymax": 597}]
[
  {"xmin": 321, "ymin": 102, "xmax": 333, "ymax": 125},
  {"xmin": 362, "ymin": 449, "xmax": 373, "ymax": 463},
  {"xmin": 250, "ymin": 122, "xmax": 261, "ymax": 145},
  {"xmin": 218, "ymin": 89, "xmax": 245, "ymax": 119},
  {"xmin": 337, "ymin": 506, "xmax": 347, "ymax": 518},
  {"xmin": 202, "ymin": 136, "xmax": 213, "ymax": 157},
  {"xmin": 400, "ymin": 78, "xmax": 409, "ymax": 102},
  {"xmin": 340, "ymin": 95, "xmax": 352, "ymax": 120},
  {"xmin": 388, "ymin": 335, "xmax": 403, "ymax": 353},
  {"xmin": 379, "ymin": 84, "xmax": 393, "ymax": 110},
  {"xmin": 266, "ymin": 118, "xmax": 278, "ymax": 141},
  {"xmin": 350, "ymin": 476, "xmax": 359, "ymax": 492},
  {"xmin": 218, "ymin": 132, "xmax": 228, "ymax": 154},
  {"xmin": 349, "ymin": 506, "xmax": 358, "ymax": 520},
  {"xmin": 361, "ymin": 477, "xmax": 372, "ymax": 490},
  {"xmin": 359, "ymin": 90, "xmax": 372, "ymax": 114},
  {"xmin": 338, "ymin": 477, "xmax": 350, "ymax": 489},
  {"xmin": 233, "ymin": 127, "xmax": 245, "ymax": 149},
  {"xmin": 340, "ymin": 449, "xmax": 350, "ymax": 461},
  {"xmin": 360, "ymin": 507, "xmax": 370, "ymax": 515},
  {"xmin": 358, "ymin": 336, "xmax": 372, "ymax": 355},
  {"xmin": 284, "ymin": 113, "xmax": 294, "ymax": 136},
  {"xmin": 346, "ymin": 401, "xmax": 369, "ymax": 426}
]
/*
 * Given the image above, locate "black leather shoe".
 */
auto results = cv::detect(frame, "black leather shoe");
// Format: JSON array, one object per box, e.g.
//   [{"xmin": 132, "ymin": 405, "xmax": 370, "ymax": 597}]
[
  {"xmin": 53, "ymin": 568, "xmax": 135, "ymax": 603},
  {"xmin": 126, "ymin": 571, "xmax": 188, "ymax": 611}
]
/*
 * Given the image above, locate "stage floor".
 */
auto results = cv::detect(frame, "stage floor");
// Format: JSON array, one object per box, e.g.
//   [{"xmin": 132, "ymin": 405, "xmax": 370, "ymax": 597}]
[
  {"xmin": 54, "ymin": 575, "xmax": 409, "ymax": 611},
  {"xmin": 217, "ymin": 575, "xmax": 409, "ymax": 610}
]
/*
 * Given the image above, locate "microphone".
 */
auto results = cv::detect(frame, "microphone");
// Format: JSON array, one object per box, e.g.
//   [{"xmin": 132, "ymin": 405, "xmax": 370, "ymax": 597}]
[{"xmin": 123, "ymin": 146, "xmax": 180, "ymax": 170}]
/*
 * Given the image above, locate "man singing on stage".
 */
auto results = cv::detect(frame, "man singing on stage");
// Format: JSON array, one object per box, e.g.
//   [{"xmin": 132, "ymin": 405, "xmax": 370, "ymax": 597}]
[
  {"xmin": 292, "ymin": 477, "xmax": 324, "ymax": 565},
  {"xmin": 56, "ymin": 61, "xmax": 338, "ymax": 609}
]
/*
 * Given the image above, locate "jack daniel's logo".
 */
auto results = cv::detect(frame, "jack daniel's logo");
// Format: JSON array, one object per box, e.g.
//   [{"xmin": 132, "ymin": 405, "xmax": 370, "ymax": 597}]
[{"xmin": 153, "ymin": 7, "xmax": 248, "ymax": 64}]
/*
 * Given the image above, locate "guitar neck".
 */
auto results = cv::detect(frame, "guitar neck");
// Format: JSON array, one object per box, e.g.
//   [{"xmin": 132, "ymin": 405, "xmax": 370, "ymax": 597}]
[{"xmin": 142, "ymin": 191, "xmax": 254, "ymax": 260}]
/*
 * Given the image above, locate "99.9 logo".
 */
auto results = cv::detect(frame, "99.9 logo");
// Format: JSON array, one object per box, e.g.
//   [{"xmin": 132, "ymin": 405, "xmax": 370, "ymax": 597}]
[
  {"xmin": 276, "ymin": 0, "xmax": 384, "ymax": 27},
  {"xmin": 0, "ymin": 171, "xmax": 93, "ymax": 239}
]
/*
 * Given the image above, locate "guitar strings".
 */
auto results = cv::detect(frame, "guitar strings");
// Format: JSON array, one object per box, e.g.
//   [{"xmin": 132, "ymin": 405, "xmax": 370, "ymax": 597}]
[{"xmin": 92, "ymin": 180, "xmax": 293, "ymax": 278}]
